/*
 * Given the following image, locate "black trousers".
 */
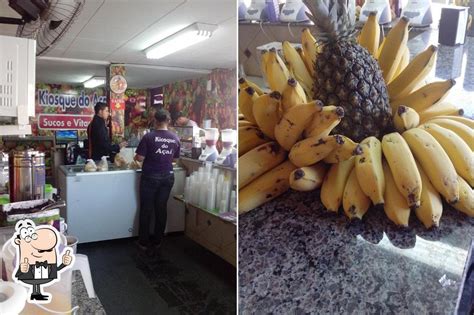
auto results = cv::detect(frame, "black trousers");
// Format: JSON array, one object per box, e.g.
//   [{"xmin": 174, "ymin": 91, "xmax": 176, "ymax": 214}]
[{"xmin": 139, "ymin": 172, "xmax": 174, "ymax": 245}]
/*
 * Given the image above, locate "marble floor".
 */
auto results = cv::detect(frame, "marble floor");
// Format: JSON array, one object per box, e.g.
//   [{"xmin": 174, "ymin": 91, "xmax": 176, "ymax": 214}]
[{"xmin": 77, "ymin": 234, "xmax": 236, "ymax": 314}]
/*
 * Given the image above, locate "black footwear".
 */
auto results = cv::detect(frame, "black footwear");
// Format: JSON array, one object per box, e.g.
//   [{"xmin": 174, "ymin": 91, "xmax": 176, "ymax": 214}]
[
  {"xmin": 135, "ymin": 240, "xmax": 148, "ymax": 252},
  {"xmin": 31, "ymin": 294, "xmax": 49, "ymax": 301}
]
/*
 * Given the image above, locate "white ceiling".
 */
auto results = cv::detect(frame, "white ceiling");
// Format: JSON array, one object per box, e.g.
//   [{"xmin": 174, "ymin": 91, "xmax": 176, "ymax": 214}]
[{"xmin": 0, "ymin": 0, "xmax": 237, "ymax": 87}]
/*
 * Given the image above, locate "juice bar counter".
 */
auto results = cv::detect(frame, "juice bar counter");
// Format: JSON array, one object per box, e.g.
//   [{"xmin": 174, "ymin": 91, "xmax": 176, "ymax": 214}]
[{"xmin": 57, "ymin": 165, "xmax": 186, "ymax": 243}]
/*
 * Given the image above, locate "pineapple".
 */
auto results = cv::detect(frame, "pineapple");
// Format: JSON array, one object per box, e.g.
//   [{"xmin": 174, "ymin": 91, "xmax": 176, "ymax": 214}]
[{"xmin": 304, "ymin": 0, "xmax": 392, "ymax": 142}]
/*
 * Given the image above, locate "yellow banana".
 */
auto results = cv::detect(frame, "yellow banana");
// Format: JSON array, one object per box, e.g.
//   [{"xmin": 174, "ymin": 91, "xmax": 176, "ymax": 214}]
[
  {"xmin": 301, "ymin": 28, "xmax": 317, "ymax": 76},
  {"xmin": 274, "ymin": 100, "xmax": 324, "ymax": 151},
  {"xmin": 418, "ymin": 102, "xmax": 464, "ymax": 124},
  {"xmin": 390, "ymin": 79, "xmax": 456, "ymax": 113},
  {"xmin": 381, "ymin": 132, "xmax": 422, "ymax": 209},
  {"xmin": 239, "ymin": 87, "xmax": 259, "ymax": 124},
  {"xmin": 393, "ymin": 46, "xmax": 410, "ymax": 79},
  {"xmin": 382, "ymin": 160, "xmax": 411, "ymax": 227},
  {"xmin": 239, "ymin": 77, "xmax": 264, "ymax": 95},
  {"xmin": 289, "ymin": 163, "xmax": 327, "ymax": 192},
  {"xmin": 289, "ymin": 135, "xmax": 344, "ymax": 167},
  {"xmin": 376, "ymin": 36, "xmax": 386, "ymax": 60},
  {"xmin": 323, "ymin": 136, "xmax": 361, "ymax": 163},
  {"xmin": 239, "ymin": 142, "xmax": 287, "ymax": 188},
  {"xmin": 388, "ymin": 45, "xmax": 438, "ymax": 99},
  {"xmin": 358, "ymin": 12, "xmax": 380, "ymax": 56},
  {"xmin": 451, "ymin": 176, "xmax": 474, "ymax": 217},
  {"xmin": 321, "ymin": 157, "xmax": 355, "ymax": 212},
  {"xmin": 393, "ymin": 105, "xmax": 420, "ymax": 132},
  {"xmin": 239, "ymin": 126, "xmax": 268, "ymax": 156},
  {"xmin": 354, "ymin": 137, "xmax": 385, "ymax": 206},
  {"xmin": 253, "ymin": 91, "xmax": 282, "ymax": 139},
  {"xmin": 427, "ymin": 119, "xmax": 474, "ymax": 150},
  {"xmin": 343, "ymin": 168, "xmax": 371, "ymax": 220},
  {"xmin": 281, "ymin": 78, "xmax": 307, "ymax": 113},
  {"xmin": 378, "ymin": 17, "xmax": 410, "ymax": 83},
  {"xmin": 265, "ymin": 48, "xmax": 290, "ymax": 93},
  {"xmin": 403, "ymin": 128, "xmax": 459, "ymax": 204},
  {"xmin": 305, "ymin": 106, "xmax": 345, "ymax": 138},
  {"xmin": 239, "ymin": 120, "xmax": 256, "ymax": 127},
  {"xmin": 421, "ymin": 123, "xmax": 474, "ymax": 186},
  {"xmin": 260, "ymin": 50, "xmax": 270, "ymax": 83},
  {"xmin": 296, "ymin": 46, "xmax": 310, "ymax": 75},
  {"xmin": 428, "ymin": 115, "xmax": 474, "ymax": 129},
  {"xmin": 239, "ymin": 160, "xmax": 297, "ymax": 214},
  {"xmin": 415, "ymin": 161, "xmax": 443, "ymax": 229},
  {"xmin": 282, "ymin": 41, "xmax": 313, "ymax": 96}
]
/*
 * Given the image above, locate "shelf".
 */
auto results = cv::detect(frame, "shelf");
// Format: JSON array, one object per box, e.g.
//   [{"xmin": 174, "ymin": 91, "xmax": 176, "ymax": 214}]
[
  {"xmin": 174, "ymin": 195, "xmax": 236, "ymax": 226},
  {"xmin": 180, "ymin": 156, "xmax": 236, "ymax": 173}
]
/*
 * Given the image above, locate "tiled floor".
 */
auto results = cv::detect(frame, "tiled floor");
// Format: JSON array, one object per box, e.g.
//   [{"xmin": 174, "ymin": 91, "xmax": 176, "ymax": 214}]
[{"xmin": 78, "ymin": 234, "xmax": 236, "ymax": 314}]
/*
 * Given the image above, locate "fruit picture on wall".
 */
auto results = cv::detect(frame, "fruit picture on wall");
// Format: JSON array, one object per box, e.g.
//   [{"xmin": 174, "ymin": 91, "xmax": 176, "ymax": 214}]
[{"xmin": 238, "ymin": 0, "xmax": 474, "ymax": 227}]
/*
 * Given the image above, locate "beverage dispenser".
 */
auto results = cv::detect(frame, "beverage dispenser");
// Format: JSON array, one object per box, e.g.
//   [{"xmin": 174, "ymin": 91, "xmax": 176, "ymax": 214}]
[
  {"xmin": 199, "ymin": 128, "xmax": 219, "ymax": 162},
  {"xmin": 216, "ymin": 129, "xmax": 237, "ymax": 167}
]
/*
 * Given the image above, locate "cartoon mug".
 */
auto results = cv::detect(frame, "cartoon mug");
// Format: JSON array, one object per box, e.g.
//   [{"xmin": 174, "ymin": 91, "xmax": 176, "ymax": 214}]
[{"xmin": 11, "ymin": 219, "xmax": 74, "ymax": 303}]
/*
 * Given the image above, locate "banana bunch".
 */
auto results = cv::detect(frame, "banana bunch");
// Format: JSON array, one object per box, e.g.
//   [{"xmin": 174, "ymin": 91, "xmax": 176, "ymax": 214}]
[{"xmin": 239, "ymin": 16, "xmax": 474, "ymax": 227}]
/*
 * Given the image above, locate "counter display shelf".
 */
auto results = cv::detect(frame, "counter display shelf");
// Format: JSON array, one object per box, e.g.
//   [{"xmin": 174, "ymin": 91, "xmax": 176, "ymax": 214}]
[
  {"xmin": 57, "ymin": 165, "xmax": 186, "ymax": 243},
  {"xmin": 175, "ymin": 195, "xmax": 236, "ymax": 267}
]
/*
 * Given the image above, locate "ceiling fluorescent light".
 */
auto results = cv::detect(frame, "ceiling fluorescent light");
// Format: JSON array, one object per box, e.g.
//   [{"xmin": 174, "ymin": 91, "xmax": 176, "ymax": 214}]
[
  {"xmin": 144, "ymin": 23, "xmax": 218, "ymax": 60},
  {"xmin": 84, "ymin": 76, "xmax": 106, "ymax": 88}
]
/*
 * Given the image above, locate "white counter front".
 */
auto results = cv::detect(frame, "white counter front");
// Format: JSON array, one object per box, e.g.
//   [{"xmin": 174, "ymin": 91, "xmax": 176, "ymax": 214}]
[{"xmin": 57, "ymin": 165, "xmax": 185, "ymax": 243}]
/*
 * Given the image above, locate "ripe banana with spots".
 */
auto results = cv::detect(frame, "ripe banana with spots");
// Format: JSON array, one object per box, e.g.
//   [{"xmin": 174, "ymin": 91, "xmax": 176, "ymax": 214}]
[
  {"xmin": 281, "ymin": 78, "xmax": 307, "ymax": 113},
  {"xmin": 343, "ymin": 168, "xmax": 371, "ymax": 220},
  {"xmin": 403, "ymin": 128, "xmax": 459, "ymax": 204},
  {"xmin": 393, "ymin": 105, "xmax": 420, "ymax": 132},
  {"xmin": 418, "ymin": 102, "xmax": 464, "ymax": 124},
  {"xmin": 301, "ymin": 28, "xmax": 317, "ymax": 76},
  {"xmin": 239, "ymin": 126, "xmax": 268, "ymax": 156},
  {"xmin": 354, "ymin": 137, "xmax": 385, "ymax": 206},
  {"xmin": 378, "ymin": 16, "xmax": 410, "ymax": 83},
  {"xmin": 239, "ymin": 160, "xmax": 297, "ymax": 214},
  {"xmin": 265, "ymin": 48, "xmax": 290, "ymax": 93},
  {"xmin": 421, "ymin": 123, "xmax": 474, "ymax": 186},
  {"xmin": 390, "ymin": 79, "xmax": 456, "ymax": 113},
  {"xmin": 289, "ymin": 135, "xmax": 345, "ymax": 167},
  {"xmin": 358, "ymin": 12, "xmax": 380, "ymax": 56},
  {"xmin": 253, "ymin": 91, "xmax": 282, "ymax": 139},
  {"xmin": 239, "ymin": 142, "xmax": 287, "ymax": 189},
  {"xmin": 282, "ymin": 41, "xmax": 312, "ymax": 96},
  {"xmin": 260, "ymin": 50, "xmax": 270, "ymax": 83},
  {"xmin": 305, "ymin": 106, "xmax": 345, "ymax": 138},
  {"xmin": 239, "ymin": 87, "xmax": 258, "ymax": 124},
  {"xmin": 239, "ymin": 77, "xmax": 264, "ymax": 95},
  {"xmin": 289, "ymin": 163, "xmax": 327, "ymax": 192},
  {"xmin": 415, "ymin": 161, "xmax": 443, "ymax": 229},
  {"xmin": 388, "ymin": 45, "xmax": 438, "ymax": 99},
  {"xmin": 274, "ymin": 100, "xmax": 324, "ymax": 151},
  {"xmin": 321, "ymin": 157, "xmax": 355, "ymax": 212},
  {"xmin": 381, "ymin": 132, "xmax": 422, "ymax": 209},
  {"xmin": 425, "ymin": 119, "xmax": 474, "ymax": 150},
  {"xmin": 323, "ymin": 136, "xmax": 361, "ymax": 163},
  {"xmin": 382, "ymin": 160, "xmax": 411, "ymax": 227},
  {"xmin": 451, "ymin": 176, "xmax": 474, "ymax": 217}
]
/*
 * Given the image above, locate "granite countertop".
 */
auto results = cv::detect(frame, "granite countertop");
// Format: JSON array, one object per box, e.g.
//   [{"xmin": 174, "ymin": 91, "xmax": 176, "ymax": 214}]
[
  {"xmin": 72, "ymin": 270, "xmax": 105, "ymax": 314},
  {"xmin": 239, "ymin": 31, "xmax": 474, "ymax": 314}
]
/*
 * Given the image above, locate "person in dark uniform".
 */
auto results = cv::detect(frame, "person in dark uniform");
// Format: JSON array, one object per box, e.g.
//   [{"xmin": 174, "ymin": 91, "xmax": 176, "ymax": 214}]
[
  {"xmin": 134, "ymin": 109, "xmax": 180, "ymax": 254},
  {"xmin": 87, "ymin": 102, "xmax": 127, "ymax": 160}
]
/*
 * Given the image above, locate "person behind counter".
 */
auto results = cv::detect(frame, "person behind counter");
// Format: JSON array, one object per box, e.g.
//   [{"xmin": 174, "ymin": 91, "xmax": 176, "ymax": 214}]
[
  {"xmin": 175, "ymin": 112, "xmax": 198, "ymax": 127},
  {"xmin": 134, "ymin": 109, "xmax": 180, "ymax": 254},
  {"xmin": 87, "ymin": 102, "xmax": 127, "ymax": 161}
]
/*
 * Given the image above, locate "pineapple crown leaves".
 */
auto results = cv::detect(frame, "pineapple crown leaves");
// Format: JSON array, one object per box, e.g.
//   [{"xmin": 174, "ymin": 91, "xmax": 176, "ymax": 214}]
[{"xmin": 303, "ymin": 0, "xmax": 357, "ymax": 42}]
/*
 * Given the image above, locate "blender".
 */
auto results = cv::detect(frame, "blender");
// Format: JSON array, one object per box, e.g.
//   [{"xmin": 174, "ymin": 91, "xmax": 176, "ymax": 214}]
[
  {"xmin": 199, "ymin": 128, "xmax": 219, "ymax": 162},
  {"xmin": 215, "ymin": 129, "xmax": 237, "ymax": 166},
  {"xmin": 359, "ymin": 0, "xmax": 392, "ymax": 24},
  {"xmin": 401, "ymin": 0, "xmax": 433, "ymax": 27}
]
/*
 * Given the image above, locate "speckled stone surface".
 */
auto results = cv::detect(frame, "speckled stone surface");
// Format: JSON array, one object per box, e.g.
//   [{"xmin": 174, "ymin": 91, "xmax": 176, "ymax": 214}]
[
  {"xmin": 239, "ymin": 190, "xmax": 474, "ymax": 314},
  {"xmin": 72, "ymin": 271, "xmax": 105, "ymax": 314},
  {"xmin": 239, "ymin": 31, "xmax": 474, "ymax": 314}
]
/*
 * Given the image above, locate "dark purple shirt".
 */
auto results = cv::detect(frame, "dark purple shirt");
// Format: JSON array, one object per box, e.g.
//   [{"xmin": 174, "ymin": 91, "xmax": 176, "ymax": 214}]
[{"xmin": 136, "ymin": 130, "xmax": 180, "ymax": 174}]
